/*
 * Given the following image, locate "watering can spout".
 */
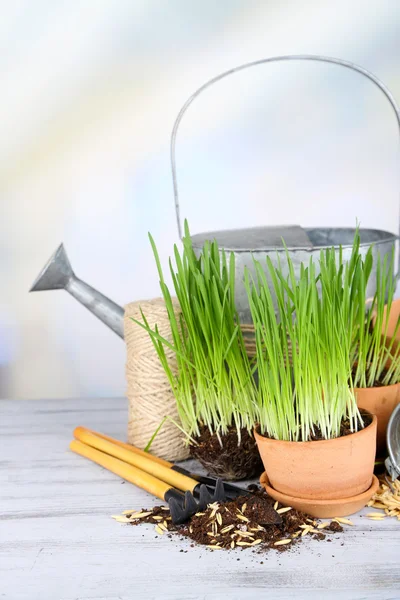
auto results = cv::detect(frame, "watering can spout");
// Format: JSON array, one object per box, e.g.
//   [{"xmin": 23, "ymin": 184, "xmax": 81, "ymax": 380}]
[{"xmin": 30, "ymin": 244, "xmax": 125, "ymax": 339}]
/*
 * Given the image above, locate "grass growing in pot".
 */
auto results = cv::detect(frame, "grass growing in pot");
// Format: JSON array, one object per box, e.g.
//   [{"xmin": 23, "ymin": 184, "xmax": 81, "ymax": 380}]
[
  {"xmin": 351, "ymin": 248, "xmax": 400, "ymax": 455},
  {"xmin": 352, "ymin": 249, "xmax": 400, "ymax": 388},
  {"xmin": 245, "ymin": 241, "xmax": 365, "ymax": 442},
  {"xmin": 246, "ymin": 239, "xmax": 377, "ymax": 512},
  {"xmin": 133, "ymin": 221, "xmax": 261, "ymax": 480}
]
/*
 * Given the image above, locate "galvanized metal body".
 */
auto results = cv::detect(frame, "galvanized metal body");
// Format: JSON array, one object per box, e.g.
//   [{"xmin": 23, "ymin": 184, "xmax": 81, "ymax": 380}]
[
  {"xmin": 30, "ymin": 244, "xmax": 124, "ymax": 338},
  {"xmin": 191, "ymin": 226, "xmax": 398, "ymax": 323},
  {"xmin": 386, "ymin": 403, "xmax": 400, "ymax": 480},
  {"xmin": 171, "ymin": 55, "xmax": 400, "ymax": 323}
]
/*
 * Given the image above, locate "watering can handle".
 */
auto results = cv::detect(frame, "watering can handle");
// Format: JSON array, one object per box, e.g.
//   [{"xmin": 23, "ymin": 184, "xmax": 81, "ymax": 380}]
[{"xmin": 170, "ymin": 54, "xmax": 400, "ymax": 276}]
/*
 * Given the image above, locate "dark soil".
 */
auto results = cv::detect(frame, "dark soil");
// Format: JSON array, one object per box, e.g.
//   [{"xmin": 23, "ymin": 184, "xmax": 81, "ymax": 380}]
[
  {"xmin": 256, "ymin": 412, "xmax": 373, "ymax": 442},
  {"xmin": 326, "ymin": 520, "xmax": 343, "ymax": 533},
  {"xmin": 352, "ymin": 367, "xmax": 390, "ymax": 388},
  {"xmin": 189, "ymin": 427, "xmax": 263, "ymax": 480},
  {"xmin": 124, "ymin": 486, "xmax": 342, "ymax": 552},
  {"xmin": 308, "ymin": 412, "xmax": 373, "ymax": 441}
]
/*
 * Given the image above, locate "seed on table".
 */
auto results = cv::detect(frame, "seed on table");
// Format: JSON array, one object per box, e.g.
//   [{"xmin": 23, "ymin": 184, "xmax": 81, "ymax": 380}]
[
  {"xmin": 292, "ymin": 531, "xmax": 301, "ymax": 538},
  {"xmin": 276, "ymin": 507, "xmax": 292, "ymax": 514},
  {"xmin": 155, "ymin": 525, "xmax": 164, "ymax": 535},
  {"xmin": 230, "ymin": 541, "xmax": 235, "ymax": 549},
  {"xmin": 221, "ymin": 525, "xmax": 235, "ymax": 533},
  {"xmin": 236, "ymin": 541, "xmax": 252, "ymax": 546},
  {"xmin": 334, "ymin": 517, "xmax": 354, "ymax": 525},
  {"xmin": 112, "ymin": 516, "xmax": 131, "ymax": 523},
  {"xmin": 366, "ymin": 512, "xmax": 384, "ymax": 517},
  {"xmin": 237, "ymin": 514, "xmax": 249, "ymax": 522},
  {"xmin": 234, "ymin": 530, "xmax": 253, "ymax": 538},
  {"xmin": 251, "ymin": 539, "xmax": 262, "ymax": 546},
  {"xmin": 317, "ymin": 522, "xmax": 329, "ymax": 529},
  {"xmin": 301, "ymin": 527, "xmax": 311, "ymax": 537},
  {"xmin": 274, "ymin": 539, "xmax": 291, "ymax": 546},
  {"xmin": 207, "ymin": 545, "xmax": 222, "ymax": 550}
]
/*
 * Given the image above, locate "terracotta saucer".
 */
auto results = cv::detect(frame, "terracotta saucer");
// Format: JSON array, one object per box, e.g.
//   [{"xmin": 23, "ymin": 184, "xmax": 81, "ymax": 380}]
[{"xmin": 260, "ymin": 472, "xmax": 379, "ymax": 518}]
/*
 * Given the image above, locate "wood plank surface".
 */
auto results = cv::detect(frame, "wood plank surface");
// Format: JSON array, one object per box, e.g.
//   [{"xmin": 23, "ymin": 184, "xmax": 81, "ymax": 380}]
[{"xmin": 1, "ymin": 397, "xmax": 400, "ymax": 600}]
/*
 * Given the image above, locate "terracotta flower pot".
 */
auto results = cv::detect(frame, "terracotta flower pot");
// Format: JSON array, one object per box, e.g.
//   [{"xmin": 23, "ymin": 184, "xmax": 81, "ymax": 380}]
[
  {"xmin": 260, "ymin": 472, "xmax": 379, "ymax": 518},
  {"xmin": 381, "ymin": 298, "xmax": 400, "ymax": 341},
  {"xmin": 355, "ymin": 384, "xmax": 400, "ymax": 456},
  {"xmin": 254, "ymin": 414, "xmax": 377, "ymax": 501}
]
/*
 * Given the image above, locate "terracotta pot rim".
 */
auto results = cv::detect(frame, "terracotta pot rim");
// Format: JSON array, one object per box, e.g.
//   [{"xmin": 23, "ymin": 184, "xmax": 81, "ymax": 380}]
[
  {"xmin": 260, "ymin": 471, "xmax": 379, "ymax": 507},
  {"xmin": 254, "ymin": 412, "xmax": 377, "ymax": 448},
  {"xmin": 354, "ymin": 382, "xmax": 400, "ymax": 392}
]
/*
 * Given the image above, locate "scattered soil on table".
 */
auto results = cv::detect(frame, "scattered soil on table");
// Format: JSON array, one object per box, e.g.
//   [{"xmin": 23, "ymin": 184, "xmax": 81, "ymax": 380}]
[
  {"xmin": 189, "ymin": 427, "xmax": 263, "ymax": 480},
  {"xmin": 117, "ymin": 486, "xmax": 344, "ymax": 553}
]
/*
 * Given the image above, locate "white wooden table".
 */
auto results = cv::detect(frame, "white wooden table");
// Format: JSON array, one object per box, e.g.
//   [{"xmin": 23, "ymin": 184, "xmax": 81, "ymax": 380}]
[{"xmin": 2, "ymin": 397, "xmax": 400, "ymax": 600}]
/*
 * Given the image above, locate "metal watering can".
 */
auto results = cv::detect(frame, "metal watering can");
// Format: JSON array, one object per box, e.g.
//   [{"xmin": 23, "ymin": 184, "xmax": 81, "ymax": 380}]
[{"xmin": 30, "ymin": 54, "xmax": 400, "ymax": 331}]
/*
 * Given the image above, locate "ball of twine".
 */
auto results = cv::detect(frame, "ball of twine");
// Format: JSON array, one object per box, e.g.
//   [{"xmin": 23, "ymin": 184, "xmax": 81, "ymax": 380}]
[{"xmin": 124, "ymin": 298, "xmax": 190, "ymax": 462}]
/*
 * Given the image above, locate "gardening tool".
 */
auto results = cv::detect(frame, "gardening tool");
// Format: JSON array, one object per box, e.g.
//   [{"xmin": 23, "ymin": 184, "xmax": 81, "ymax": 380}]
[
  {"xmin": 70, "ymin": 437, "xmax": 282, "ymax": 525},
  {"xmin": 30, "ymin": 55, "xmax": 400, "ymax": 326},
  {"xmin": 74, "ymin": 425, "xmax": 253, "ymax": 500},
  {"xmin": 70, "ymin": 439, "xmax": 223, "ymax": 524},
  {"xmin": 385, "ymin": 403, "xmax": 400, "ymax": 481}
]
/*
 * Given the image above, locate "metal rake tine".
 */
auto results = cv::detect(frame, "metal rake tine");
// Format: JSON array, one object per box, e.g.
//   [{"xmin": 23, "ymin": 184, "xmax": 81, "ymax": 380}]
[
  {"xmin": 168, "ymin": 496, "xmax": 187, "ymax": 525},
  {"xmin": 183, "ymin": 490, "xmax": 199, "ymax": 515},
  {"xmin": 167, "ymin": 490, "xmax": 207, "ymax": 525},
  {"xmin": 197, "ymin": 484, "xmax": 215, "ymax": 511},
  {"xmin": 212, "ymin": 478, "xmax": 226, "ymax": 503}
]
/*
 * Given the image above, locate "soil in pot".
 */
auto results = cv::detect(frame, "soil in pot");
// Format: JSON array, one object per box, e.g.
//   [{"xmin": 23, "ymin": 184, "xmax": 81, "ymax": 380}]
[
  {"xmin": 254, "ymin": 412, "xmax": 377, "ymax": 501},
  {"xmin": 189, "ymin": 426, "xmax": 263, "ymax": 480}
]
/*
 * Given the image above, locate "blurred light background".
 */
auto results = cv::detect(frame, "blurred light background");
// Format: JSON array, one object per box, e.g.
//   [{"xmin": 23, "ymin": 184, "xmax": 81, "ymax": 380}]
[{"xmin": 1, "ymin": 0, "xmax": 400, "ymax": 399}]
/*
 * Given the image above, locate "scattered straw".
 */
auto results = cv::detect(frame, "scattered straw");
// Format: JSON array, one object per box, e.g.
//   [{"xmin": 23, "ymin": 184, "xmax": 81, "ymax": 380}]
[{"xmin": 367, "ymin": 479, "xmax": 400, "ymax": 520}]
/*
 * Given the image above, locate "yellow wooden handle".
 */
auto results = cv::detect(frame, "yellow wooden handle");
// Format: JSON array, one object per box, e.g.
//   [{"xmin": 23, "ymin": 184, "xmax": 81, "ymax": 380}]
[
  {"xmin": 70, "ymin": 439, "xmax": 172, "ymax": 500},
  {"xmin": 73, "ymin": 427, "xmax": 197, "ymax": 494},
  {"xmin": 73, "ymin": 426, "xmax": 172, "ymax": 468}
]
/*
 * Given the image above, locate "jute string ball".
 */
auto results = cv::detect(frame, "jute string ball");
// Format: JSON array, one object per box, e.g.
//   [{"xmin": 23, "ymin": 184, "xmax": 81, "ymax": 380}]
[{"xmin": 124, "ymin": 298, "xmax": 190, "ymax": 462}]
